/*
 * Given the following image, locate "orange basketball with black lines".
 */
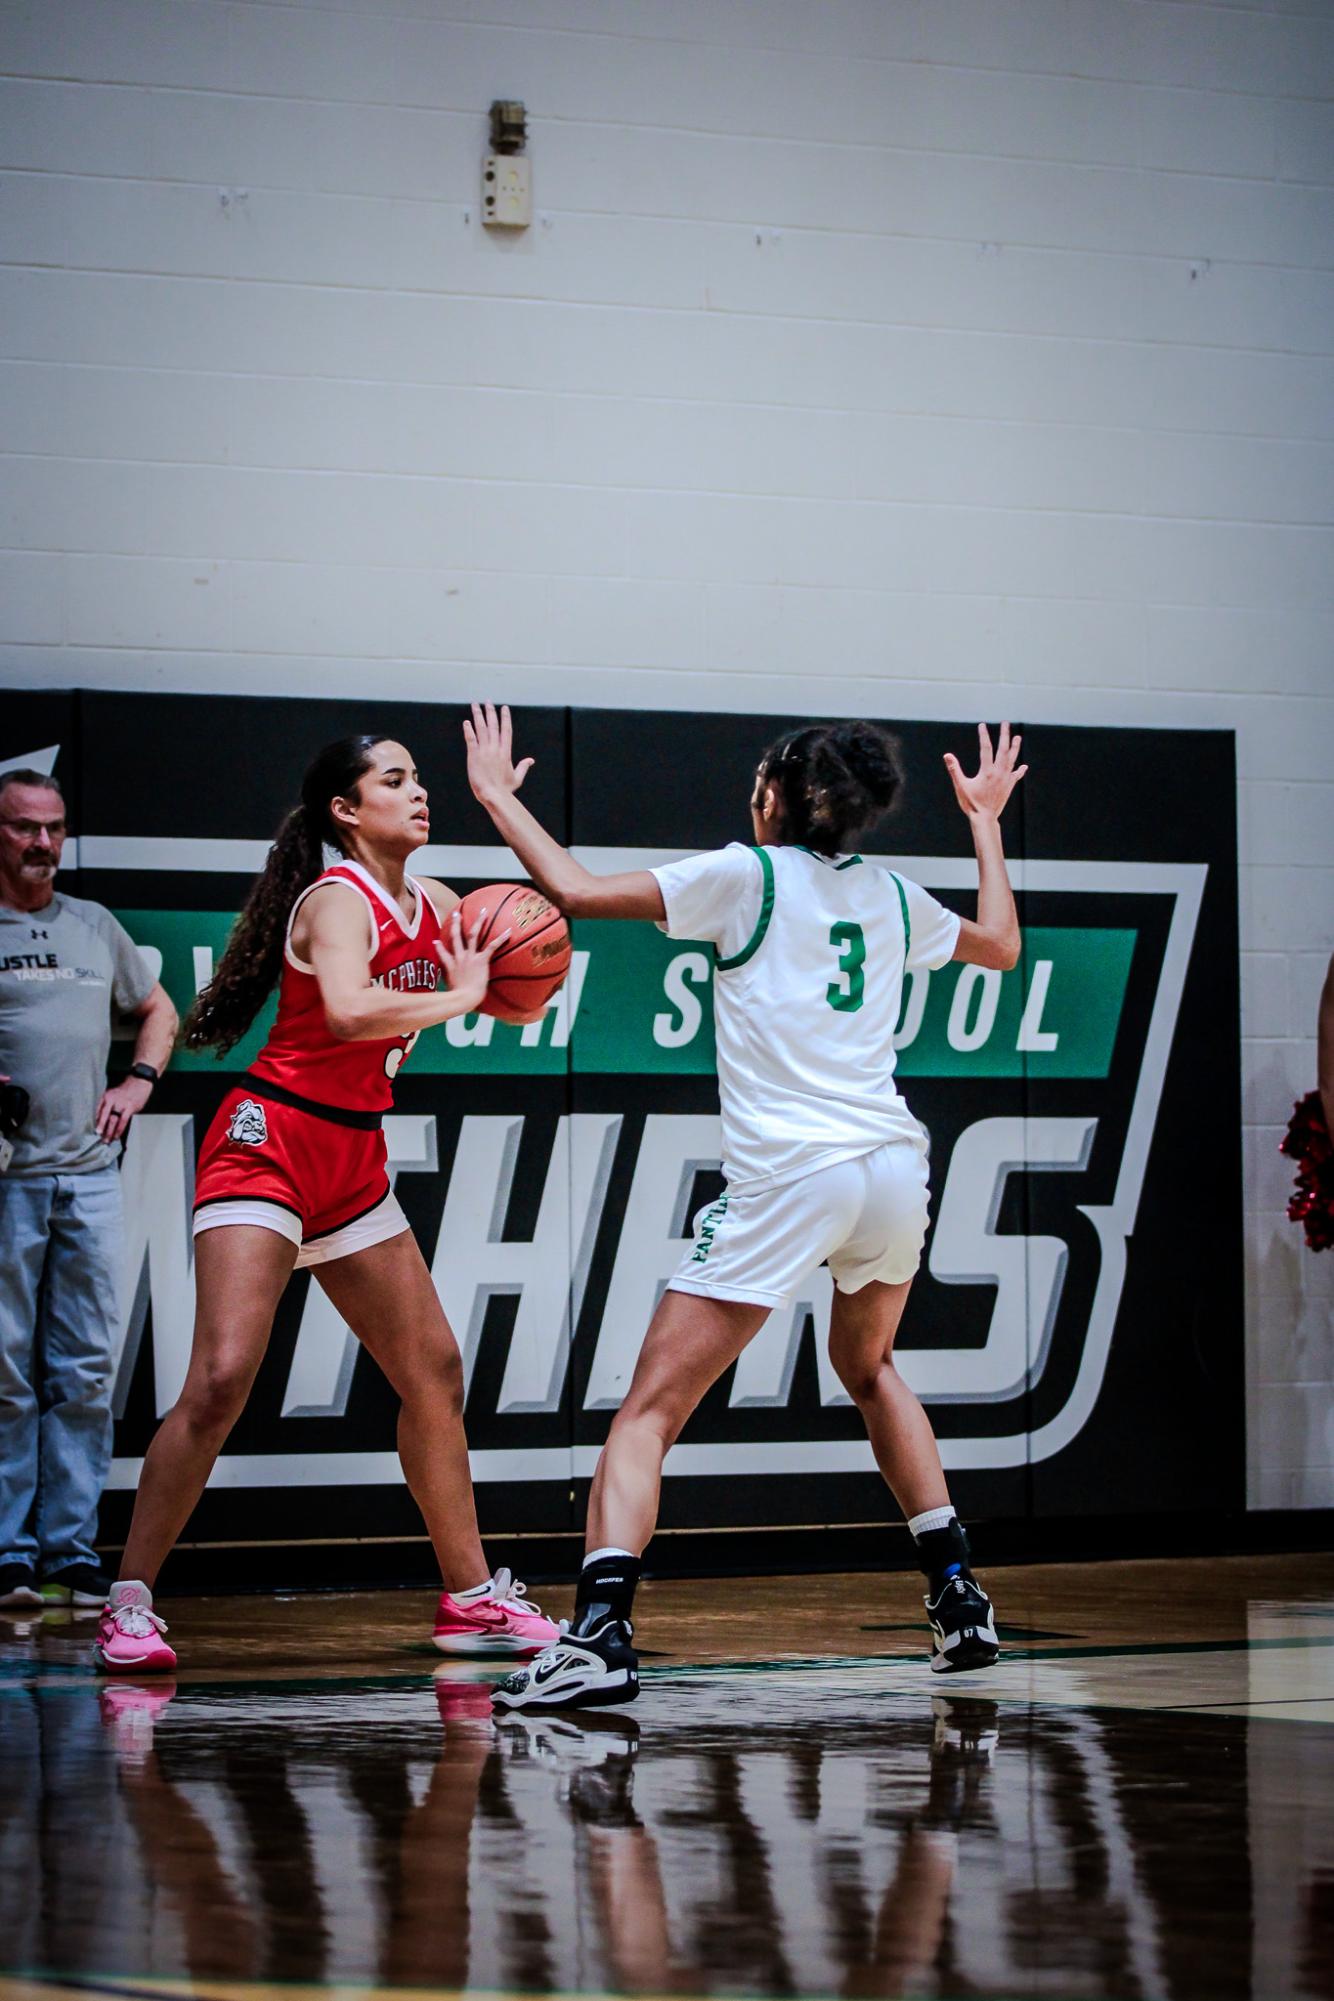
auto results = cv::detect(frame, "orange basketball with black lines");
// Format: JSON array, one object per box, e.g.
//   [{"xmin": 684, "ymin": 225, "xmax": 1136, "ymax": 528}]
[{"xmin": 455, "ymin": 883, "xmax": 572, "ymax": 1024}]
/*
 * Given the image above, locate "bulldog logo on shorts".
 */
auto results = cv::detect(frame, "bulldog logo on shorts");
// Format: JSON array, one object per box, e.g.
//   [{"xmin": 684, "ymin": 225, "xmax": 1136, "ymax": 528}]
[{"xmin": 227, "ymin": 1098, "xmax": 268, "ymax": 1147}]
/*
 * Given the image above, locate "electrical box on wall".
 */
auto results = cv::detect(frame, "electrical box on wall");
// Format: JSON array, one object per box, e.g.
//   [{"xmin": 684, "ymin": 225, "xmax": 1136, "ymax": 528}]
[{"xmin": 483, "ymin": 153, "xmax": 531, "ymax": 228}]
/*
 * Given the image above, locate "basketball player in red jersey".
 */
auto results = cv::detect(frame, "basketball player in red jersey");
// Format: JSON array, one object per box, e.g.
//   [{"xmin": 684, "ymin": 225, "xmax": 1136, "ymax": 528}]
[{"xmin": 94, "ymin": 735, "xmax": 560, "ymax": 1672}]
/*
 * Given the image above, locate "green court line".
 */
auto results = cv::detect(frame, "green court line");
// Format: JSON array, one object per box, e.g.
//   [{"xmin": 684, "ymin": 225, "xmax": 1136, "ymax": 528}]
[
  {"xmin": 4, "ymin": 1631, "xmax": 1334, "ymax": 1701},
  {"xmin": 978, "ymin": 1633, "xmax": 1334, "ymax": 1663},
  {"xmin": 646, "ymin": 1632, "xmax": 1334, "ymax": 1680},
  {"xmin": 1159, "ymin": 1695, "xmax": 1334, "ymax": 1713}
]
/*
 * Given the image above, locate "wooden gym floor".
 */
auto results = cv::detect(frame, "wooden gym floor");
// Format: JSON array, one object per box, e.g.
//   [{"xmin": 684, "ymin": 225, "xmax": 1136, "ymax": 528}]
[{"xmin": 2, "ymin": 1552, "xmax": 1333, "ymax": 2001}]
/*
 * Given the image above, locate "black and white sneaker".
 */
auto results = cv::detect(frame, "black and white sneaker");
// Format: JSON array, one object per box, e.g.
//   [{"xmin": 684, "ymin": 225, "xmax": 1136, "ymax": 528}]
[
  {"xmin": 491, "ymin": 1620, "xmax": 639, "ymax": 1712},
  {"xmin": 924, "ymin": 1573, "xmax": 999, "ymax": 1674},
  {"xmin": 0, "ymin": 1563, "xmax": 42, "ymax": 1609},
  {"xmin": 41, "ymin": 1563, "xmax": 114, "ymax": 1608}
]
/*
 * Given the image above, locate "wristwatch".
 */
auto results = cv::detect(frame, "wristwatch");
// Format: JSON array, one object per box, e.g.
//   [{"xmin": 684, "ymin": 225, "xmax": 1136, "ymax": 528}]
[{"xmin": 129, "ymin": 1062, "xmax": 160, "ymax": 1087}]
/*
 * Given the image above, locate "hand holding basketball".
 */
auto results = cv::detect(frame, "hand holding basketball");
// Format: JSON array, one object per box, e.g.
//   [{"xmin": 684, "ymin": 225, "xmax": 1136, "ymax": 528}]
[
  {"xmin": 435, "ymin": 907, "xmax": 511, "ymax": 1016},
  {"xmin": 453, "ymin": 883, "xmax": 572, "ymax": 1025}
]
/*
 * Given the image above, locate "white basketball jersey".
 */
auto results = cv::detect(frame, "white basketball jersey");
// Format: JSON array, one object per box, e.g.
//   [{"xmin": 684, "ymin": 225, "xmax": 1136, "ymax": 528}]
[{"xmin": 653, "ymin": 842, "xmax": 961, "ymax": 1194}]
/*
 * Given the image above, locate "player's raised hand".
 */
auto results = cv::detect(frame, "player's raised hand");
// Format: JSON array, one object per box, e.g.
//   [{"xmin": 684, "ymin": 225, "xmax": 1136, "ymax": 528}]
[
  {"xmin": 463, "ymin": 702, "xmax": 534, "ymax": 803},
  {"xmin": 435, "ymin": 908, "xmax": 510, "ymax": 1014},
  {"xmin": 943, "ymin": 722, "xmax": 1028, "ymax": 820}
]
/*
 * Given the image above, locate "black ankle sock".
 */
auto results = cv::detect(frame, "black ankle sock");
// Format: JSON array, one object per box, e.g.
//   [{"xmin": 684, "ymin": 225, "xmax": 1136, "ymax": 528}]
[
  {"xmin": 914, "ymin": 1517, "xmax": 974, "ymax": 1596},
  {"xmin": 572, "ymin": 1553, "xmax": 641, "ymax": 1638}
]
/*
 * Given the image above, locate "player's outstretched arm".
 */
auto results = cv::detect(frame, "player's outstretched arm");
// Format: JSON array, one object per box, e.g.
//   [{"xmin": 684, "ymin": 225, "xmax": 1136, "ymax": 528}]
[
  {"xmin": 946, "ymin": 722, "xmax": 1026, "ymax": 972},
  {"xmin": 464, "ymin": 702, "xmax": 666, "ymax": 921}
]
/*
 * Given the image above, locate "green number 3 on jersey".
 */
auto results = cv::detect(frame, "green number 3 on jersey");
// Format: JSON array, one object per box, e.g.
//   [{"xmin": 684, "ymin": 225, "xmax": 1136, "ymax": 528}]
[{"xmin": 826, "ymin": 920, "xmax": 866, "ymax": 1012}]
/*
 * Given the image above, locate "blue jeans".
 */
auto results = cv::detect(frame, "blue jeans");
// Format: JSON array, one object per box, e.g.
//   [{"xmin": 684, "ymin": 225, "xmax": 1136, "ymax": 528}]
[{"xmin": 0, "ymin": 1165, "xmax": 122, "ymax": 1572}]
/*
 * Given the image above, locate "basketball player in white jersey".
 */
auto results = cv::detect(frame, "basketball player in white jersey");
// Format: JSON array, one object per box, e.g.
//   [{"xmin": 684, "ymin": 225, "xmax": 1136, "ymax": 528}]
[{"xmin": 464, "ymin": 703, "xmax": 1026, "ymax": 1709}]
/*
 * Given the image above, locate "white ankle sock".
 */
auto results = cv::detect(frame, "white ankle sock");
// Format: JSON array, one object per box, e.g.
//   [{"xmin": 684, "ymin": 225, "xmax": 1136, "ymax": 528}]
[
  {"xmin": 454, "ymin": 1577, "xmax": 494, "ymax": 1601},
  {"xmin": 584, "ymin": 1546, "xmax": 636, "ymax": 1567},
  {"xmin": 908, "ymin": 1506, "xmax": 957, "ymax": 1538}
]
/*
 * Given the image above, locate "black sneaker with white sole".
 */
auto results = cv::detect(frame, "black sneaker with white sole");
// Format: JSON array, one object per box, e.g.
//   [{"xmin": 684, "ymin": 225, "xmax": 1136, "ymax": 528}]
[
  {"xmin": 924, "ymin": 1573, "xmax": 1000, "ymax": 1674},
  {"xmin": 41, "ymin": 1563, "xmax": 114, "ymax": 1607},
  {"xmin": 492, "ymin": 1619, "xmax": 639, "ymax": 1712},
  {"xmin": 0, "ymin": 1563, "xmax": 42, "ymax": 1609}
]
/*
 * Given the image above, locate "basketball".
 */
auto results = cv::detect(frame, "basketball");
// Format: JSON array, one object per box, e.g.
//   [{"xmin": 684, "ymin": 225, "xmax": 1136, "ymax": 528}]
[{"xmin": 453, "ymin": 882, "xmax": 572, "ymax": 1024}]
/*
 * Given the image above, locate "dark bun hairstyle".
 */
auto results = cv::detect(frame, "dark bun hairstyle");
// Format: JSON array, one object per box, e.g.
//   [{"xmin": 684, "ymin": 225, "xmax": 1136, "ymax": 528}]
[{"xmin": 758, "ymin": 721, "xmax": 904, "ymax": 857}]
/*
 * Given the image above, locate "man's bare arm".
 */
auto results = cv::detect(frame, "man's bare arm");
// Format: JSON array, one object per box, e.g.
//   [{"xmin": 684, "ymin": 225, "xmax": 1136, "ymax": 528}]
[{"xmin": 94, "ymin": 982, "xmax": 179, "ymax": 1143}]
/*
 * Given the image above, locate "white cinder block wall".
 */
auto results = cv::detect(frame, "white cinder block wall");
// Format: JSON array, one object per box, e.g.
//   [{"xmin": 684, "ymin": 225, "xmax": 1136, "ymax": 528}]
[{"xmin": 2, "ymin": 0, "xmax": 1332, "ymax": 1506}]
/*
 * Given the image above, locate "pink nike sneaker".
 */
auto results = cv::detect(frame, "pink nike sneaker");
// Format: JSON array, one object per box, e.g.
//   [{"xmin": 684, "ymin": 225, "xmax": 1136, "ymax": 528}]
[
  {"xmin": 432, "ymin": 1567, "xmax": 560, "ymax": 1656},
  {"xmin": 92, "ymin": 1581, "xmax": 177, "ymax": 1674}
]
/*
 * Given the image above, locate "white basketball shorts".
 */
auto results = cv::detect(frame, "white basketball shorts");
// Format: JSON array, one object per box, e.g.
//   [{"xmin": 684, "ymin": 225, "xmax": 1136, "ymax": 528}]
[
  {"xmin": 192, "ymin": 1189, "xmax": 410, "ymax": 1269},
  {"xmin": 668, "ymin": 1140, "xmax": 931, "ymax": 1310}
]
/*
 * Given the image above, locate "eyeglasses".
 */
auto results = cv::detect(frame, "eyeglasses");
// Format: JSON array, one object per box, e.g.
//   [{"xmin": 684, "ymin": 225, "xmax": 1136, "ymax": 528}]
[{"xmin": 0, "ymin": 818, "xmax": 67, "ymax": 839}]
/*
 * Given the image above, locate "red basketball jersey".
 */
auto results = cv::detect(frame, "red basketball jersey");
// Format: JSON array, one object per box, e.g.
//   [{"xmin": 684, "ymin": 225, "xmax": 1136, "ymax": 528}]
[{"xmin": 248, "ymin": 859, "xmax": 447, "ymax": 1113}]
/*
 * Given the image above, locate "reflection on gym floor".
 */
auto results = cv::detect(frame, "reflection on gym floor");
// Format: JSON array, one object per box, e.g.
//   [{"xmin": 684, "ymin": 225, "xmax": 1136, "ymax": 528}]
[{"xmin": 3, "ymin": 1652, "xmax": 1333, "ymax": 2001}]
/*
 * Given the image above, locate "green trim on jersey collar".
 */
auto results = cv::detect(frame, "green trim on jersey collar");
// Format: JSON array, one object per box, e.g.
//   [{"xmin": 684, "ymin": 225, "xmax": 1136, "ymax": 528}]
[
  {"xmin": 796, "ymin": 845, "xmax": 862, "ymax": 870},
  {"xmin": 714, "ymin": 845, "xmax": 775, "ymax": 972}
]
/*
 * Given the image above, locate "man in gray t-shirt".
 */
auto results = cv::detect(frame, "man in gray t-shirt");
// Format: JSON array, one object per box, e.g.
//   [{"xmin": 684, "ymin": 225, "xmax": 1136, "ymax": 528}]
[{"xmin": 0, "ymin": 768, "xmax": 177, "ymax": 1609}]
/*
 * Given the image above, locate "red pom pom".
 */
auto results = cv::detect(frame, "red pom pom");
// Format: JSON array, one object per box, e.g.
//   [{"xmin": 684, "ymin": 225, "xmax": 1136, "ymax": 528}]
[{"xmin": 1279, "ymin": 1091, "xmax": 1334, "ymax": 1252}]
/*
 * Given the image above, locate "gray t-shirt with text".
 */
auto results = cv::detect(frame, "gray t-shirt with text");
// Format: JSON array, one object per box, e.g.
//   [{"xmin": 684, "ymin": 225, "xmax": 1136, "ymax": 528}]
[{"xmin": 0, "ymin": 891, "xmax": 155, "ymax": 1175}]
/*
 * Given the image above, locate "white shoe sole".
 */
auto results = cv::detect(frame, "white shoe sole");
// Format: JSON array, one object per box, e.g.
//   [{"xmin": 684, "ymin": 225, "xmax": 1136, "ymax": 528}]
[
  {"xmin": 492, "ymin": 1667, "xmax": 637, "ymax": 1712},
  {"xmin": 92, "ymin": 1648, "xmax": 176, "ymax": 1673},
  {"xmin": 0, "ymin": 1588, "xmax": 43, "ymax": 1608},
  {"xmin": 929, "ymin": 1635, "xmax": 1000, "ymax": 1674},
  {"xmin": 432, "ymin": 1631, "xmax": 552, "ymax": 1656}
]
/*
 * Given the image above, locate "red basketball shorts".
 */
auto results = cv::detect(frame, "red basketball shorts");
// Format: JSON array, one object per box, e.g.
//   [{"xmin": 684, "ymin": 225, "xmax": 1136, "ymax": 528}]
[{"xmin": 192, "ymin": 1081, "xmax": 408, "ymax": 1268}]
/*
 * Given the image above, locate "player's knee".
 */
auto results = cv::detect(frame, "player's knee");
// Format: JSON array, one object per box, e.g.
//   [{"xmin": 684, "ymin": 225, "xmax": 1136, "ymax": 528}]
[
  {"xmin": 615, "ymin": 1390, "xmax": 688, "ymax": 1455},
  {"xmin": 831, "ymin": 1347, "xmax": 892, "ymax": 1407},
  {"xmin": 403, "ymin": 1336, "xmax": 465, "ymax": 1416},
  {"xmin": 434, "ymin": 1342, "xmax": 466, "ymax": 1415},
  {"xmin": 647, "ymin": 1406, "xmax": 688, "ymax": 1454},
  {"xmin": 181, "ymin": 1354, "xmax": 254, "ymax": 1434}
]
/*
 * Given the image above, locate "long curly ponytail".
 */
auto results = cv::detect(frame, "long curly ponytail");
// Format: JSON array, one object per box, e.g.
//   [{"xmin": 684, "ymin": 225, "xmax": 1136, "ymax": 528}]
[
  {"xmin": 759, "ymin": 721, "xmax": 904, "ymax": 857},
  {"xmin": 183, "ymin": 734, "xmax": 387, "ymax": 1054}
]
